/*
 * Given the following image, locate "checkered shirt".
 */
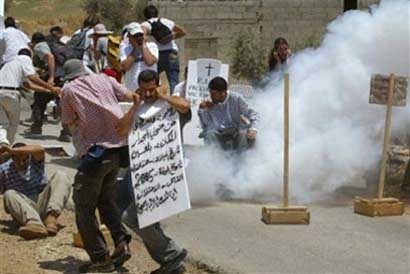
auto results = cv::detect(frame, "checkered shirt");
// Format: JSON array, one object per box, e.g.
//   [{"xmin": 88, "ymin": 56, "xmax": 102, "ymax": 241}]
[
  {"xmin": 0, "ymin": 158, "xmax": 47, "ymax": 200},
  {"xmin": 60, "ymin": 73, "xmax": 128, "ymax": 156}
]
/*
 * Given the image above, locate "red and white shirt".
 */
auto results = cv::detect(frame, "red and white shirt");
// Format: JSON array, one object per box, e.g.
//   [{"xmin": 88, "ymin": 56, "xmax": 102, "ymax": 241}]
[{"xmin": 60, "ymin": 73, "xmax": 128, "ymax": 156}]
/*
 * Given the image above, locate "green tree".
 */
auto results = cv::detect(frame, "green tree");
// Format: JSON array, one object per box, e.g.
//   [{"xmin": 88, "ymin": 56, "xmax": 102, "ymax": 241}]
[
  {"xmin": 230, "ymin": 31, "xmax": 267, "ymax": 82},
  {"xmin": 83, "ymin": 0, "xmax": 148, "ymax": 32}
]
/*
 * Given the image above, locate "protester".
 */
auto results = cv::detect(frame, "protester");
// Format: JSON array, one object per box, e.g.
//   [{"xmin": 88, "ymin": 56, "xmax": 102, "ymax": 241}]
[
  {"xmin": 141, "ymin": 4, "xmax": 186, "ymax": 93},
  {"xmin": 0, "ymin": 17, "xmax": 30, "ymax": 66},
  {"xmin": 120, "ymin": 22, "xmax": 158, "ymax": 92},
  {"xmin": 0, "ymin": 143, "xmax": 71, "ymax": 239},
  {"xmin": 27, "ymin": 32, "xmax": 71, "ymax": 142},
  {"xmin": 198, "ymin": 76, "xmax": 259, "ymax": 151},
  {"xmin": 117, "ymin": 69, "xmax": 189, "ymax": 274},
  {"xmin": 268, "ymin": 37, "xmax": 291, "ymax": 74},
  {"xmin": 0, "ymin": 48, "xmax": 59, "ymax": 146},
  {"xmin": 89, "ymin": 23, "xmax": 123, "ymax": 82},
  {"xmin": 60, "ymin": 59, "xmax": 135, "ymax": 273},
  {"xmin": 48, "ymin": 26, "xmax": 64, "ymax": 42},
  {"xmin": 68, "ymin": 15, "xmax": 100, "ymax": 71}
]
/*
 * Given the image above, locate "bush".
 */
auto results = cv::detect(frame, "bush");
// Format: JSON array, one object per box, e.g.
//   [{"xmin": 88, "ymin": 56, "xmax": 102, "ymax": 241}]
[
  {"xmin": 83, "ymin": 0, "xmax": 148, "ymax": 32},
  {"xmin": 230, "ymin": 31, "xmax": 267, "ymax": 82}
]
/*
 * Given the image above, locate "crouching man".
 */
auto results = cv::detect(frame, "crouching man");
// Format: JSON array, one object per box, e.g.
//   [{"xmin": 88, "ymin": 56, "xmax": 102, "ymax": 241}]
[
  {"xmin": 0, "ymin": 143, "xmax": 71, "ymax": 239},
  {"xmin": 198, "ymin": 77, "xmax": 259, "ymax": 151}
]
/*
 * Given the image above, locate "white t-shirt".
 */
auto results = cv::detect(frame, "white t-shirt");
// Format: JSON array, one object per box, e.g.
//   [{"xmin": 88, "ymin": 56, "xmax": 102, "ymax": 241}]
[
  {"xmin": 0, "ymin": 55, "xmax": 35, "ymax": 88},
  {"xmin": 173, "ymin": 81, "xmax": 186, "ymax": 98},
  {"xmin": 0, "ymin": 27, "xmax": 30, "ymax": 65},
  {"xmin": 141, "ymin": 18, "xmax": 178, "ymax": 52},
  {"xmin": 120, "ymin": 42, "xmax": 159, "ymax": 91}
]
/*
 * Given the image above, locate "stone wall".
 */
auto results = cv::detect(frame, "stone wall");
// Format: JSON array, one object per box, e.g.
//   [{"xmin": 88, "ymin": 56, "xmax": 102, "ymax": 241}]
[{"xmin": 149, "ymin": 0, "xmax": 381, "ymax": 78}]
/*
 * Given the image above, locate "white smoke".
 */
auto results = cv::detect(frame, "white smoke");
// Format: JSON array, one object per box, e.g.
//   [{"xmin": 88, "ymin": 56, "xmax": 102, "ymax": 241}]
[{"xmin": 186, "ymin": 0, "xmax": 410, "ymax": 204}]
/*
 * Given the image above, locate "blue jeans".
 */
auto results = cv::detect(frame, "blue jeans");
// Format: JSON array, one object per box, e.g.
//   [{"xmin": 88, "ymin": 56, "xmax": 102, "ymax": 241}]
[
  {"xmin": 117, "ymin": 170, "xmax": 184, "ymax": 267},
  {"xmin": 158, "ymin": 50, "xmax": 180, "ymax": 94}
]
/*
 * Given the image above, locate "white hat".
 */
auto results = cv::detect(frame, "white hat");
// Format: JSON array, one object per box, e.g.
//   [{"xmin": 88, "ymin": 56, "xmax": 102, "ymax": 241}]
[
  {"xmin": 89, "ymin": 23, "xmax": 113, "ymax": 37},
  {"xmin": 127, "ymin": 22, "xmax": 144, "ymax": 36}
]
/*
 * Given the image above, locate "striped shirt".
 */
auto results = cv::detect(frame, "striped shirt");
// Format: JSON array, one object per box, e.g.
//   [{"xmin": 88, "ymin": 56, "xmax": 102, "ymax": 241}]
[
  {"xmin": 0, "ymin": 158, "xmax": 47, "ymax": 200},
  {"xmin": 60, "ymin": 73, "xmax": 128, "ymax": 156}
]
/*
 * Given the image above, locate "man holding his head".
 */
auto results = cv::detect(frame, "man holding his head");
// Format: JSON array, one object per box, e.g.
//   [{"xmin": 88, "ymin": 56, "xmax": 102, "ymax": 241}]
[
  {"xmin": 120, "ymin": 22, "xmax": 158, "ymax": 92},
  {"xmin": 0, "ymin": 143, "xmax": 71, "ymax": 240},
  {"xmin": 198, "ymin": 76, "xmax": 259, "ymax": 151},
  {"xmin": 117, "ymin": 70, "xmax": 190, "ymax": 274}
]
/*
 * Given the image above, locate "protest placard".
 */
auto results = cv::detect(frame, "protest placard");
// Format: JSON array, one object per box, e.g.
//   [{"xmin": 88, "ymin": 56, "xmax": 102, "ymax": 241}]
[
  {"xmin": 128, "ymin": 102, "xmax": 191, "ymax": 228},
  {"xmin": 184, "ymin": 58, "xmax": 229, "ymax": 145},
  {"xmin": 370, "ymin": 74, "xmax": 408, "ymax": 106}
]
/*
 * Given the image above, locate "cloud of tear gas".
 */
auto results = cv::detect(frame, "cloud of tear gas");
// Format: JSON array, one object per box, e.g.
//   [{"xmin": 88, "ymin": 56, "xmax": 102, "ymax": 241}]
[{"xmin": 185, "ymin": 0, "xmax": 410, "ymax": 204}]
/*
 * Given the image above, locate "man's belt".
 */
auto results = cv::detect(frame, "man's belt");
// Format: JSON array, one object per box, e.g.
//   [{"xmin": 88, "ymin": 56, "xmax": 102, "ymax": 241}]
[{"xmin": 0, "ymin": 86, "xmax": 20, "ymax": 91}]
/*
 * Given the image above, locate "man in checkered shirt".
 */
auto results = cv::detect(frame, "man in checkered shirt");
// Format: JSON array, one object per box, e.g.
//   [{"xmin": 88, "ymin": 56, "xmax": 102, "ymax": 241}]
[
  {"xmin": 0, "ymin": 143, "xmax": 71, "ymax": 240},
  {"xmin": 60, "ymin": 59, "xmax": 137, "ymax": 273}
]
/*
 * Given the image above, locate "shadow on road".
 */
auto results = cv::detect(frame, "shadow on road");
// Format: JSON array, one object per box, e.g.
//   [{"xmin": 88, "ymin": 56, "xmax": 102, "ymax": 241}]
[
  {"xmin": 38, "ymin": 256, "xmax": 130, "ymax": 274},
  {"xmin": 0, "ymin": 219, "xmax": 18, "ymax": 235}
]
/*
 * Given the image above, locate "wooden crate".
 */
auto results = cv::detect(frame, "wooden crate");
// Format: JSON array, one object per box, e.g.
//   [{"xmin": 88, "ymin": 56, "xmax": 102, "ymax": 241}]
[
  {"xmin": 262, "ymin": 206, "xmax": 310, "ymax": 225},
  {"xmin": 354, "ymin": 197, "xmax": 404, "ymax": 217}
]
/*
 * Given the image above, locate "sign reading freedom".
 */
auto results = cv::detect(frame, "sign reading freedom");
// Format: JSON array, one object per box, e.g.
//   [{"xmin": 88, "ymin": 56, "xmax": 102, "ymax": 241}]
[{"xmin": 128, "ymin": 104, "xmax": 191, "ymax": 228}]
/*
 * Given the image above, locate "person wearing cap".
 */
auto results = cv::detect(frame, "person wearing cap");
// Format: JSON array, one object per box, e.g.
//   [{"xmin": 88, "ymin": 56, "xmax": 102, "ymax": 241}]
[
  {"xmin": 0, "ymin": 17, "xmax": 30, "ymax": 66},
  {"xmin": 0, "ymin": 143, "xmax": 72, "ymax": 240},
  {"xmin": 120, "ymin": 22, "xmax": 158, "ymax": 92},
  {"xmin": 141, "ymin": 5, "xmax": 186, "ymax": 94},
  {"xmin": 60, "ymin": 59, "xmax": 136, "ymax": 273},
  {"xmin": 0, "ymin": 48, "xmax": 60, "ymax": 146},
  {"xmin": 89, "ymin": 24, "xmax": 122, "ymax": 82}
]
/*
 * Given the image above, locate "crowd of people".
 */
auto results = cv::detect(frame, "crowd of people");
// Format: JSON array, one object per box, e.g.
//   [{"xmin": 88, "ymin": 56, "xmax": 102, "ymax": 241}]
[{"xmin": 0, "ymin": 4, "xmax": 262, "ymax": 274}]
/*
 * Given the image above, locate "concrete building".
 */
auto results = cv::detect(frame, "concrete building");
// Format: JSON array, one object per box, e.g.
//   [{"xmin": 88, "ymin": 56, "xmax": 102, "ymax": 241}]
[{"xmin": 149, "ymin": 0, "xmax": 381, "ymax": 77}]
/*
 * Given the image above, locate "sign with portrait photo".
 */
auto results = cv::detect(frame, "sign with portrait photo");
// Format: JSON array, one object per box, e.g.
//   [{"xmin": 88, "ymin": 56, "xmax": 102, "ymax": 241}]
[{"xmin": 369, "ymin": 74, "xmax": 409, "ymax": 107}]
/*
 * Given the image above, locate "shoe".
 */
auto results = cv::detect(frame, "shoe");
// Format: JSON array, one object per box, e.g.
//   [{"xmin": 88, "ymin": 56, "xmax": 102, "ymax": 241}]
[
  {"xmin": 150, "ymin": 249, "xmax": 188, "ymax": 274},
  {"xmin": 18, "ymin": 223, "xmax": 48, "ymax": 240},
  {"xmin": 24, "ymin": 128, "xmax": 42, "ymax": 135},
  {"xmin": 79, "ymin": 258, "xmax": 115, "ymax": 273},
  {"xmin": 44, "ymin": 212, "xmax": 59, "ymax": 236},
  {"xmin": 111, "ymin": 240, "xmax": 131, "ymax": 267}
]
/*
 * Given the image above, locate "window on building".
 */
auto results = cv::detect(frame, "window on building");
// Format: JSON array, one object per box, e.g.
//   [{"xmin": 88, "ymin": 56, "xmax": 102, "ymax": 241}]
[{"xmin": 344, "ymin": 0, "xmax": 358, "ymax": 11}]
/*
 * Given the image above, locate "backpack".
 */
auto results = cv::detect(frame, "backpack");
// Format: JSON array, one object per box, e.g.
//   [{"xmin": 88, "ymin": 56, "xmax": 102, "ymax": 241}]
[
  {"xmin": 45, "ymin": 36, "xmax": 77, "ymax": 67},
  {"xmin": 66, "ymin": 28, "xmax": 88, "ymax": 59},
  {"xmin": 149, "ymin": 18, "xmax": 173, "ymax": 45},
  {"xmin": 106, "ymin": 34, "xmax": 122, "ymax": 72}
]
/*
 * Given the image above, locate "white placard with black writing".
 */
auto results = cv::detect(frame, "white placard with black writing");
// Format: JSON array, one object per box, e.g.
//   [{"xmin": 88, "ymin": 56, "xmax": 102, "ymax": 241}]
[
  {"xmin": 184, "ymin": 58, "xmax": 229, "ymax": 146},
  {"xmin": 129, "ymin": 102, "xmax": 191, "ymax": 228}
]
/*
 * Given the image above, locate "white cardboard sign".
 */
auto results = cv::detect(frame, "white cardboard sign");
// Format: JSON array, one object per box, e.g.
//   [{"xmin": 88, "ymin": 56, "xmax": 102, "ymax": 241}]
[
  {"xmin": 128, "ymin": 102, "xmax": 191, "ymax": 228},
  {"xmin": 184, "ymin": 58, "xmax": 229, "ymax": 145}
]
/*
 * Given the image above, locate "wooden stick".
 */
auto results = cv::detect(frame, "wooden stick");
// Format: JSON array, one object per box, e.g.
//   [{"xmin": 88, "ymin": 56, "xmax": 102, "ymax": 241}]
[
  {"xmin": 377, "ymin": 74, "xmax": 395, "ymax": 199},
  {"xmin": 283, "ymin": 73, "xmax": 290, "ymax": 207}
]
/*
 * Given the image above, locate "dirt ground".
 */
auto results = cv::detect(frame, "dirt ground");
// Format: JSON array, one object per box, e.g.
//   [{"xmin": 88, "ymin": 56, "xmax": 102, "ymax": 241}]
[{"xmin": 0, "ymin": 197, "xmax": 212, "ymax": 274}]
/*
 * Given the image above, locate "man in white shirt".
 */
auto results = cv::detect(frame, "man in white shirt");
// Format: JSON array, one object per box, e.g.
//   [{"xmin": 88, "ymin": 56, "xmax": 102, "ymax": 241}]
[
  {"xmin": 0, "ymin": 17, "xmax": 30, "ymax": 66},
  {"xmin": 0, "ymin": 49, "xmax": 60, "ymax": 146},
  {"xmin": 120, "ymin": 23, "xmax": 158, "ymax": 92},
  {"xmin": 141, "ymin": 5, "xmax": 186, "ymax": 94}
]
